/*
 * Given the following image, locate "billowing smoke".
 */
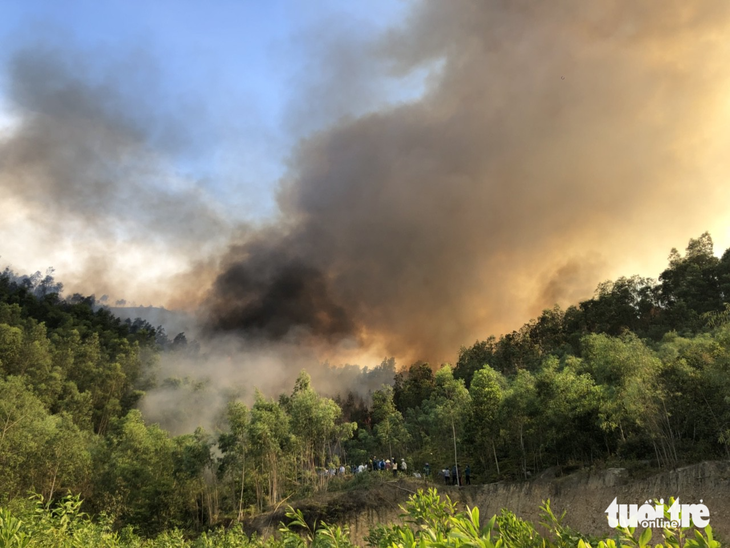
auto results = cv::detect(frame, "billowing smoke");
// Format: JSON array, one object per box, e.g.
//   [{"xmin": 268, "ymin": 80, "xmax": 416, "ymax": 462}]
[
  {"xmin": 205, "ymin": 236, "xmax": 355, "ymax": 342},
  {"xmin": 138, "ymin": 343, "xmax": 396, "ymax": 435},
  {"xmin": 203, "ymin": 1, "xmax": 730, "ymax": 361},
  {"xmin": 0, "ymin": 38, "xmax": 230, "ymax": 306},
  {"xmin": 4, "ymin": 2, "xmax": 730, "ymax": 372}
]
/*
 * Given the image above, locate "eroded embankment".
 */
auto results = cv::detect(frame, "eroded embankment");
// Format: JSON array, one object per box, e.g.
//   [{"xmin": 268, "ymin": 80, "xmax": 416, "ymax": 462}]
[{"xmin": 245, "ymin": 461, "xmax": 730, "ymax": 543}]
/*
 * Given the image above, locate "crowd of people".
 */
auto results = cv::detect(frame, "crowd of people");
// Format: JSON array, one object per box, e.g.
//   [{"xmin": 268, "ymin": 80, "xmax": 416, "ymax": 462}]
[
  {"xmin": 361, "ymin": 457, "xmax": 409, "ymax": 477},
  {"xmin": 439, "ymin": 464, "xmax": 471, "ymax": 485},
  {"xmin": 323, "ymin": 457, "xmax": 409, "ymax": 477},
  {"xmin": 325, "ymin": 458, "xmax": 473, "ymax": 487}
]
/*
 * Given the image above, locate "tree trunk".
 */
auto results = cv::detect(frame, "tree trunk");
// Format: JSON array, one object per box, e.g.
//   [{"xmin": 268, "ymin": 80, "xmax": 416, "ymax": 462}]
[
  {"xmin": 48, "ymin": 461, "xmax": 60, "ymax": 501},
  {"xmin": 491, "ymin": 439, "xmax": 500, "ymax": 476},
  {"xmin": 519, "ymin": 423, "xmax": 527, "ymax": 480},
  {"xmin": 270, "ymin": 452, "xmax": 278, "ymax": 505},
  {"xmin": 238, "ymin": 447, "xmax": 246, "ymax": 521},
  {"xmin": 451, "ymin": 416, "xmax": 459, "ymax": 486}
]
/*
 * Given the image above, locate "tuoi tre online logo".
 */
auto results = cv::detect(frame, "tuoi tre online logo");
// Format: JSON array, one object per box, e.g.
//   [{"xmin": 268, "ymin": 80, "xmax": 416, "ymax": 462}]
[{"xmin": 605, "ymin": 497, "xmax": 710, "ymax": 528}]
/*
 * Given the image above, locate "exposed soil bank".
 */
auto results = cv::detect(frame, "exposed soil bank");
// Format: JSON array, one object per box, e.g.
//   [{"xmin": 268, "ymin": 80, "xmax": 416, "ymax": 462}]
[
  {"xmin": 246, "ymin": 461, "xmax": 730, "ymax": 543},
  {"xmin": 467, "ymin": 460, "xmax": 730, "ymax": 538}
]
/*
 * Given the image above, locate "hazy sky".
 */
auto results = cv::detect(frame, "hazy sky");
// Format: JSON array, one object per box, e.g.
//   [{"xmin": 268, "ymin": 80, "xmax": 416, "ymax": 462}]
[
  {"xmin": 0, "ymin": 0, "xmax": 417, "ymax": 216},
  {"xmin": 2, "ymin": 1, "xmax": 730, "ymax": 365},
  {"xmin": 0, "ymin": 0, "xmax": 421, "ymax": 305}
]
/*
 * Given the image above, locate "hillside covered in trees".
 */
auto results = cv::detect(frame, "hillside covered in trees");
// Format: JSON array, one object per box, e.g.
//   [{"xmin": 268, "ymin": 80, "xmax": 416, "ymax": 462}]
[{"xmin": 2, "ymin": 233, "xmax": 730, "ymax": 537}]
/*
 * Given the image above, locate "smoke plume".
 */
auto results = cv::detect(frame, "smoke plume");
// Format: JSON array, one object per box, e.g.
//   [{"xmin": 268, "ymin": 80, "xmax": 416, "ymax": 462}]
[
  {"xmin": 0, "ymin": 38, "xmax": 230, "ymax": 306},
  {"xmin": 3, "ymin": 2, "xmax": 730, "ymax": 368},
  {"xmin": 203, "ymin": 1, "xmax": 730, "ymax": 361}
]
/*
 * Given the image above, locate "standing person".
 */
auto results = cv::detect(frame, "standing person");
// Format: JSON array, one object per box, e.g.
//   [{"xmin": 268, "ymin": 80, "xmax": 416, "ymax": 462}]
[
  {"xmin": 465, "ymin": 464, "xmax": 471, "ymax": 485},
  {"xmin": 443, "ymin": 467, "xmax": 450, "ymax": 485},
  {"xmin": 401, "ymin": 459, "xmax": 407, "ymax": 475},
  {"xmin": 424, "ymin": 463, "xmax": 431, "ymax": 479},
  {"xmin": 392, "ymin": 459, "xmax": 398, "ymax": 477}
]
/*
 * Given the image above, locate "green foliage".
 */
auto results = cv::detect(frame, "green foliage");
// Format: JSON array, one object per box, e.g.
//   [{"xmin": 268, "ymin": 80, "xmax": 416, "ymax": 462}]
[
  {"xmin": 287, "ymin": 371, "xmax": 357, "ymax": 486},
  {"xmin": 0, "ymin": 507, "xmax": 31, "ymax": 548},
  {"xmin": 325, "ymin": 469, "xmax": 385, "ymax": 493},
  {"xmin": 278, "ymin": 507, "xmax": 355, "ymax": 548},
  {"xmin": 393, "ymin": 362, "xmax": 435, "ymax": 413},
  {"xmin": 0, "ymin": 489, "xmax": 723, "ymax": 548},
  {"xmin": 371, "ymin": 386, "xmax": 409, "ymax": 457},
  {"xmin": 6, "ymin": 234, "xmax": 730, "ymax": 536}
]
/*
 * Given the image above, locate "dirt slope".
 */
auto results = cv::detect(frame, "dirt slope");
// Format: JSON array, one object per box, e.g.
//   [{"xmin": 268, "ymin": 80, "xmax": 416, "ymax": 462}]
[{"xmin": 245, "ymin": 461, "xmax": 730, "ymax": 543}]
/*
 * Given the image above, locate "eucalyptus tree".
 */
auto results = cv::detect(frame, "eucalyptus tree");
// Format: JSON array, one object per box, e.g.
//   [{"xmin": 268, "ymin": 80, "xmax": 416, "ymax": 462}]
[
  {"xmin": 425, "ymin": 365, "xmax": 471, "ymax": 483},
  {"xmin": 247, "ymin": 391, "xmax": 292, "ymax": 508},
  {"xmin": 97, "ymin": 410, "xmax": 179, "ymax": 534},
  {"xmin": 580, "ymin": 333, "xmax": 669, "ymax": 462},
  {"xmin": 499, "ymin": 369, "xmax": 537, "ymax": 479},
  {"xmin": 532, "ymin": 356, "xmax": 600, "ymax": 467},
  {"xmin": 288, "ymin": 371, "xmax": 355, "ymax": 488},
  {"xmin": 372, "ymin": 385, "xmax": 410, "ymax": 457},
  {"xmin": 468, "ymin": 365, "xmax": 505, "ymax": 476},
  {"xmin": 218, "ymin": 400, "xmax": 249, "ymax": 520}
]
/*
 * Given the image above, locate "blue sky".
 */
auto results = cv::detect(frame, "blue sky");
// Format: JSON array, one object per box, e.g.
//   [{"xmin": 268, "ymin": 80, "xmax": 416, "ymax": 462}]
[{"xmin": 0, "ymin": 0, "xmax": 417, "ymax": 219}]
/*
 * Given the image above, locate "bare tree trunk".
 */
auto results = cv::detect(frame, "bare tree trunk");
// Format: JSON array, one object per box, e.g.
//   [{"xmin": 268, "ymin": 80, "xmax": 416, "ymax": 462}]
[
  {"xmin": 451, "ymin": 416, "xmax": 459, "ymax": 486},
  {"xmin": 653, "ymin": 440, "xmax": 662, "ymax": 468},
  {"xmin": 661, "ymin": 400, "xmax": 678, "ymax": 465},
  {"xmin": 270, "ymin": 452, "xmax": 278, "ymax": 505},
  {"xmin": 1, "ymin": 414, "xmax": 28, "ymax": 443},
  {"xmin": 206, "ymin": 474, "xmax": 216, "ymax": 526},
  {"xmin": 238, "ymin": 448, "xmax": 246, "ymax": 521},
  {"xmin": 491, "ymin": 439, "xmax": 500, "ymax": 476},
  {"xmin": 519, "ymin": 423, "xmax": 527, "ymax": 480},
  {"xmin": 48, "ymin": 461, "xmax": 59, "ymax": 501},
  {"xmin": 255, "ymin": 475, "xmax": 262, "ymax": 511}
]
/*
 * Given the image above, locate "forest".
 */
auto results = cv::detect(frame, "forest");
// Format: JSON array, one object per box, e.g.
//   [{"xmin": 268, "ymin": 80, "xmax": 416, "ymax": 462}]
[{"xmin": 1, "ymin": 233, "xmax": 730, "ymax": 544}]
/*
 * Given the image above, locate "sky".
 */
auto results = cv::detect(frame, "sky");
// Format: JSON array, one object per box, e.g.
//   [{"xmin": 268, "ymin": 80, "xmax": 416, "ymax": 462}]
[
  {"xmin": 2, "ymin": 1, "xmax": 730, "ymax": 367},
  {"xmin": 0, "ymin": 0, "xmax": 417, "ymax": 216}
]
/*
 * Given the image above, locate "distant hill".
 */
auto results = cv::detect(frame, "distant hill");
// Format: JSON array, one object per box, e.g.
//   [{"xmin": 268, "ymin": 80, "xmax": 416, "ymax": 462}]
[{"xmin": 109, "ymin": 305, "xmax": 198, "ymax": 340}]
